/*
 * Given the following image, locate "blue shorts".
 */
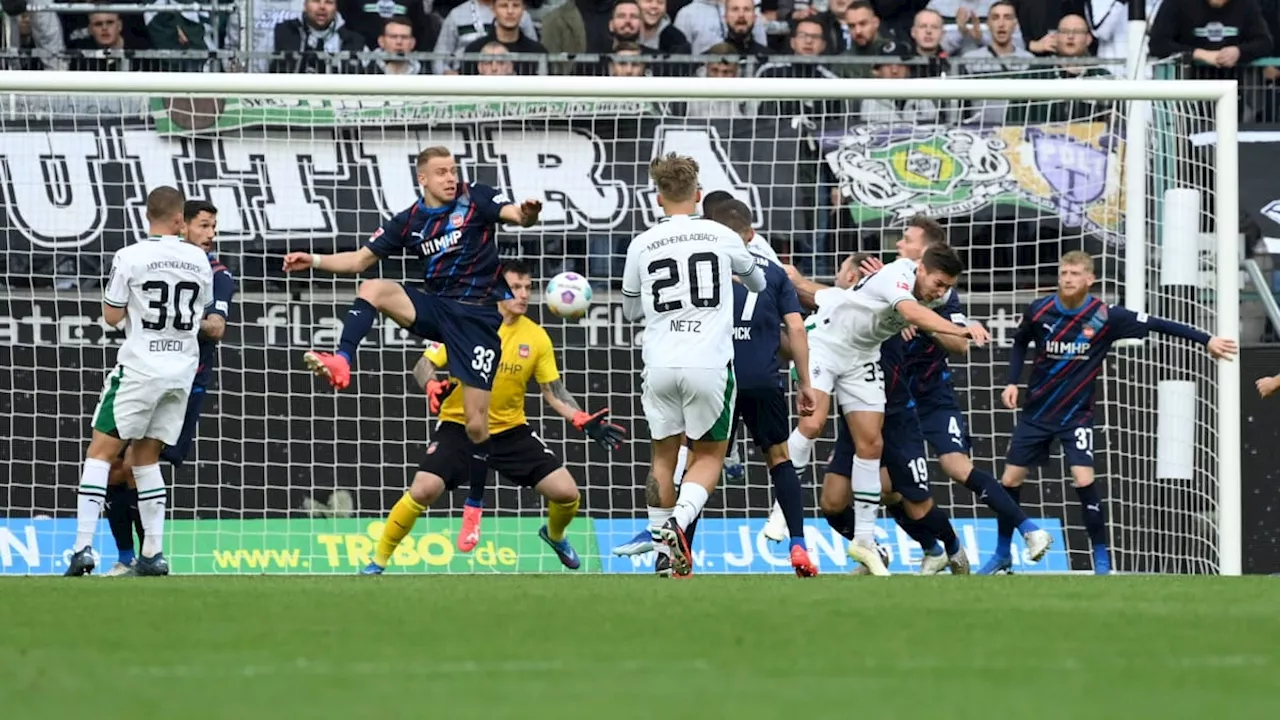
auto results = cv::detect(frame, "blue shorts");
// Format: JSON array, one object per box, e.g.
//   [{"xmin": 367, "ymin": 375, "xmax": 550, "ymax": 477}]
[
  {"xmin": 732, "ymin": 386, "xmax": 790, "ymax": 451},
  {"xmin": 159, "ymin": 387, "xmax": 206, "ymax": 468},
  {"xmin": 405, "ymin": 286, "xmax": 502, "ymax": 390},
  {"xmin": 918, "ymin": 405, "xmax": 972, "ymax": 455},
  {"xmin": 825, "ymin": 409, "xmax": 931, "ymax": 503},
  {"xmin": 1005, "ymin": 417, "xmax": 1095, "ymax": 468}
]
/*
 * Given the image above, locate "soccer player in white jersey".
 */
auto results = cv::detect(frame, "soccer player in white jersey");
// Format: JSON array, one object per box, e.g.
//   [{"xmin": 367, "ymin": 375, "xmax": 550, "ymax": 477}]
[
  {"xmin": 621, "ymin": 154, "xmax": 767, "ymax": 577},
  {"xmin": 785, "ymin": 244, "xmax": 989, "ymax": 573},
  {"xmin": 65, "ymin": 187, "xmax": 213, "ymax": 577}
]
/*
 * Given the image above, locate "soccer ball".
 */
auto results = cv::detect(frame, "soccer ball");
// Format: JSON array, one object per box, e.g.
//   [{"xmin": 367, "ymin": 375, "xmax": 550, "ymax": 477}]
[{"xmin": 545, "ymin": 272, "xmax": 593, "ymax": 319}]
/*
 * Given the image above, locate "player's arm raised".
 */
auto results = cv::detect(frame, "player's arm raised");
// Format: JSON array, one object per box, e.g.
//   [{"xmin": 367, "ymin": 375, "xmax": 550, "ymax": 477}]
[
  {"xmin": 282, "ymin": 246, "xmax": 379, "ymax": 275},
  {"xmin": 497, "ymin": 199, "xmax": 543, "ymax": 227},
  {"xmin": 896, "ymin": 299, "xmax": 988, "ymax": 344},
  {"xmin": 536, "ymin": 337, "xmax": 627, "ymax": 450},
  {"xmin": 1112, "ymin": 307, "xmax": 1238, "ymax": 361},
  {"xmin": 729, "ymin": 242, "xmax": 767, "ymax": 292}
]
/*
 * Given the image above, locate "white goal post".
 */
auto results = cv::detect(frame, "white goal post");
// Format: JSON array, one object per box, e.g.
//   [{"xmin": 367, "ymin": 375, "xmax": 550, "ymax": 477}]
[{"xmin": 0, "ymin": 71, "xmax": 1241, "ymax": 576}]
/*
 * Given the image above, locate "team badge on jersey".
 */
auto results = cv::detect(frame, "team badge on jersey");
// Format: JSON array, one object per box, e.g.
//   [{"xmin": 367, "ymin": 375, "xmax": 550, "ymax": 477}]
[
  {"xmin": 519, "ymin": 344, "xmax": 531, "ymax": 358},
  {"xmin": 450, "ymin": 213, "xmax": 465, "ymax": 228},
  {"xmin": 1083, "ymin": 326, "xmax": 1095, "ymax": 338}
]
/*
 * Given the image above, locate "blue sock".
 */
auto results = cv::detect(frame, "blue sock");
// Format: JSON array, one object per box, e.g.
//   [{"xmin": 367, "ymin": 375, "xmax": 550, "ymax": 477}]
[
  {"xmin": 823, "ymin": 506, "xmax": 857, "ymax": 542},
  {"xmin": 964, "ymin": 468, "xmax": 1040, "ymax": 536},
  {"xmin": 337, "ymin": 298, "xmax": 377, "ymax": 364},
  {"xmin": 1074, "ymin": 483, "xmax": 1108, "ymax": 549},
  {"xmin": 465, "ymin": 438, "xmax": 492, "ymax": 509},
  {"xmin": 768, "ymin": 461, "xmax": 806, "ymax": 546},
  {"xmin": 922, "ymin": 506, "xmax": 961, "ymax": 556},
  {"xmin": 995, "ymin": 484, "xmax": 1021, "ymax": 557},
  {"xmin": 887, "ymin": 503, "xmax": 941, "ymax": 555}
]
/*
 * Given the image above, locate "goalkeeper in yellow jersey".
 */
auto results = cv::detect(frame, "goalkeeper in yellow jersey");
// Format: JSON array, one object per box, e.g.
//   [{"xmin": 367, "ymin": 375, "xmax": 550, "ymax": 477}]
[{"xmin": 363, "ymin": 259, "xmax": 627, "ymax": 573}]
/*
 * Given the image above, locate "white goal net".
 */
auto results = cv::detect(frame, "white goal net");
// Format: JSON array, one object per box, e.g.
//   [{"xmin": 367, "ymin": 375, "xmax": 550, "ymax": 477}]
[{"xmin": 0, "ymin": 71, "xmax": 1240, "ymax": 576}]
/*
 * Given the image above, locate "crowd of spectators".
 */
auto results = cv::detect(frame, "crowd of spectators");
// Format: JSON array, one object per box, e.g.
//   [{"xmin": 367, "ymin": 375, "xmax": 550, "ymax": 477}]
[{"xmin": 0, "ymin": 0, "xmax": 1278, "ymax": 87}]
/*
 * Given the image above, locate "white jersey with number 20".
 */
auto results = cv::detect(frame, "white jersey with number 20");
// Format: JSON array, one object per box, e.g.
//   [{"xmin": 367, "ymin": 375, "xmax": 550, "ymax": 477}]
[
  {"xmin": 622, "ymin": 214, "xmax": 763, "ymax": 369},
  {"xmin": 104, "ymin": 236, "xmax": 214, "ymax": 388}
]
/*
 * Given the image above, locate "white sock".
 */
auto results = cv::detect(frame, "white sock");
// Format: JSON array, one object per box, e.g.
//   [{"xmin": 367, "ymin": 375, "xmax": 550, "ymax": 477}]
[
  {"xmin": 672, "ymin": 483, "xmax": 710, "ymax": 531},
  {"xmin": 673, "ymin": 444, "xmax": 689, "ymax": 485},
  {"xmin": 75, "ymin": 458, "xmax": 112, "ymax": 551},
  {"xmin": 133, "ymin": 463, "xmax": 167, "ymax": 558},
  {"xmin": 851, "ymin": 456, "xmax": 882, "ymax": 544},
  {"xmin": 788, "ymin": 429, "xmax": 815, "ymax": 469},
  {"xmin": 647, "ymin": 505, "xmax": 673, "ymax": 556}
]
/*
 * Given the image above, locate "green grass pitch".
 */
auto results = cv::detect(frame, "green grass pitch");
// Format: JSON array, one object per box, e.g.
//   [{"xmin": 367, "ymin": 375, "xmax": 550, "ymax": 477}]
[{"xmin": 1, "ymin": 575, "xmax": 1275, "ymax": 719}]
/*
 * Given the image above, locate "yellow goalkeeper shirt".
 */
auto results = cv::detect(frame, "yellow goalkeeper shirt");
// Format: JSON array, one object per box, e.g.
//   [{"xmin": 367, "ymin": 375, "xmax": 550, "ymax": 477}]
[{"xmin": 422, "ymin": 315, "xmax": 560, "ymax": 434}]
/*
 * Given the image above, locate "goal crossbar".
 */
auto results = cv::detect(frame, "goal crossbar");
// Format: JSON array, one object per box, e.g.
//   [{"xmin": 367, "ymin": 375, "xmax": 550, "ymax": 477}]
[{"xmin": 0, "ymin": 71, "xmax": 1240, "ymax": 104}]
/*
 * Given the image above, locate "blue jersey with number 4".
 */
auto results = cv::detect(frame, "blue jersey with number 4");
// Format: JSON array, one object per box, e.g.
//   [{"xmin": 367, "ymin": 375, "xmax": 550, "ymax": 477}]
[
  {"xmin": 364, "ymin": 182, "xmax": 513, "ymax": 303},
  {"xmin": 906, "ymin": 290, "xmax": 965, "ymax": 414},
  {"xmin": 732, "ymin": 255, "xmax": 801, "ymax": 389}
]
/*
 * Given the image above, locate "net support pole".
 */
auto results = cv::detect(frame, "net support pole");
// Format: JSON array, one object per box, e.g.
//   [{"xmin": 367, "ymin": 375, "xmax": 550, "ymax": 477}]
[
  {"xmin": 1124, "ymin": 103, "xmax": 1149, "ymax": 314},
  {"xmin": 1123, "ymin": 1, "xmax": 1150, "ymax": 313},
  {"xmin": 1214, "ymin": 89, "xmax": 1242, "ymax": 576}
]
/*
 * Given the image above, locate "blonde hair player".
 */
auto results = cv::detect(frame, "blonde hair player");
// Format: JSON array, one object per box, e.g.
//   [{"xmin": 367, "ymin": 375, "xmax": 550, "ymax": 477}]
[{"xmin": 621, "ymin": 153, "xmax": 766, "ymax": 578}]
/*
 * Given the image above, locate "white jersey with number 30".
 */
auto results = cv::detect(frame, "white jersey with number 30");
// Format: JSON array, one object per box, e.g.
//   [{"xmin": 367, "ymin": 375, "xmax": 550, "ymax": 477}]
[
  {"xmin": 622, "ymin": 214, "xmax": 762, "ymax": 369},
  {"xmin": 810, "ymin": 257, "xmax": 926, "ymax": 365},
  {"xmin": 104, "ymin": 236, "xmax": 214, "ymax": 388}
]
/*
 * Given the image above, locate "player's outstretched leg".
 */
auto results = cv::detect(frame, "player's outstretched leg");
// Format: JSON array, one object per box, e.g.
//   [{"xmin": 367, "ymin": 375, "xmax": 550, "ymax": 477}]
[
  {"xmin": 978, "ymin": 466, "xmax": 1029, "ymax": 575},
  {"xmin": 305, "ymin": 280, "xmax": 416, "ymax": 390},
  {"xmin": 533, "ymin": 469, "xmax": 583, "ymax": 570},
  {"xmin": 933, "ymin": 447, "xmax": 1052, "ymax": 565},
  {"xmin": 365, "ymin": 473, "xmax": 447, "ymax": 574}
]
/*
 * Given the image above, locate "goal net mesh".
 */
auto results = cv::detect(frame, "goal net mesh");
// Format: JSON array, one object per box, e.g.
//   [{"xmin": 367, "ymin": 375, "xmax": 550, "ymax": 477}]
[{"xmin": 0, "ymin": 65, "xmax": 1225, "ymax": 575}]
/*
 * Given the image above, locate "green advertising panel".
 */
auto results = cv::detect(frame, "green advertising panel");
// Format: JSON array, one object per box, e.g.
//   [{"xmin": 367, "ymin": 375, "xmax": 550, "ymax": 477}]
[{"xmin": 163, "ymin": 518, "xmax": 600, "ymax": 574}]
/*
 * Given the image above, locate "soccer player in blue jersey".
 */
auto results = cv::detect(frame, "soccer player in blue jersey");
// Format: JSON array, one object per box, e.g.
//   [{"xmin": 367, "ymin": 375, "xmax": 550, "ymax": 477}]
[
  {"xmin": 986, "ymin": 250, "xmax": 1237, "ymax": 575},
  {"xmin": 903, "ymin": 273, "xmax": 1052, "ymax": 566},
  {"xmin": 103, "ymin": 200, "xmax": 235, "ymax": 576},
  {"xmin": 283, "ymin": 147, "xmax": 542, "ymax": 551},
  {"xmin": 711, "ymin": 199, "xmax": 818, "ymax": 576}
]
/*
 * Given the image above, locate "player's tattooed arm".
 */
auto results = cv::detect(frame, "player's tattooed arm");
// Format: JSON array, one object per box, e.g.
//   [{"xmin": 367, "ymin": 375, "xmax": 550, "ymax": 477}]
[
  {"xmin": 541, "ymin": 379, "xmax": 584, "ymax": 419},
  {"xmin": 412, "ymin": 356, "xmax": 440, "ymax": 392}
]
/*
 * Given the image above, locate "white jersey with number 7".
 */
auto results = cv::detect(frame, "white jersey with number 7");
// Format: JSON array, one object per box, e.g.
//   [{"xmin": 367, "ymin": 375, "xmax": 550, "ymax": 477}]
[{"xmin": 622, "ymin": 214, "xmax": 764, "ymax": 369}]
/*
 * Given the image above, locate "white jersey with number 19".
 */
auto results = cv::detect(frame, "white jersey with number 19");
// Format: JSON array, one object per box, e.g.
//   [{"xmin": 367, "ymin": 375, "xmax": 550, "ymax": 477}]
[
  {"xmin": 104, "ymin": 236, "xmax": 214, "ymax": 388},
  {"xmin": 622, "ymin": 214, "xmax": 763, "ymax": 369}
]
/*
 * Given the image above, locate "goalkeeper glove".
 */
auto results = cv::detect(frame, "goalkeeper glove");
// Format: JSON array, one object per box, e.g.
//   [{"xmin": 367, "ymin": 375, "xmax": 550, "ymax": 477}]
[
  {"xmin": 425, "ymin": 378, "xmax": 457, "ymax": 414},
  {"xmin": 572, "ymin": 408, "xmax": 628, "ymax": 451}
]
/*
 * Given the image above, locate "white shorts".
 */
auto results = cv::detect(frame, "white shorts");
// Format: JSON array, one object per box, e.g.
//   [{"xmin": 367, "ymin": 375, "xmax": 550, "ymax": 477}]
[
  {"xmin": 91, "ymin": 366, "xmax": 191, "ymax": 446},
  {"xmin": 809, "ymin": 347, "xmax": 885, "ymax": 413},
  {"xmin": 641, "ymin": 365, "xmax": 736, "ymax": 442}
]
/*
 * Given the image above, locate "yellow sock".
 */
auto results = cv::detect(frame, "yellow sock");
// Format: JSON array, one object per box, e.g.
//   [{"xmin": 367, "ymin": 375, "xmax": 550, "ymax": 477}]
[
  {"xmin": 374, "ymin": 493, "xmax": 426, "ymax": 566},
  {"xmin": 546, "ymin": 497, "xmax": 580, "ymax": 542}
]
